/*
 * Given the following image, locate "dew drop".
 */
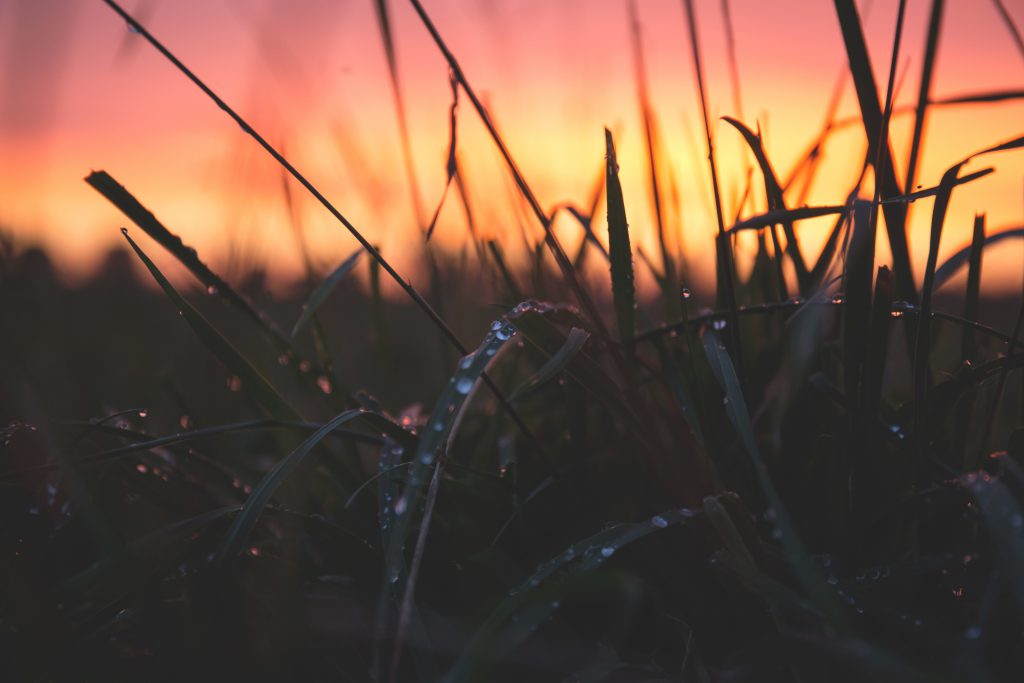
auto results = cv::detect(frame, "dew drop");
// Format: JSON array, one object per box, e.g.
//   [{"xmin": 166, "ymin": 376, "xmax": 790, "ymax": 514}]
[
  {"xmin": 226, "ymin": 376, "xmax": 242, "ymax": 392},
  {"xmin": 206, "ymin": 285, "xmax": 218, "ymax": 295},
  {"xmin": 299, "ymin": 360, "xmax": 312, "ymax": 373},
  {"xmin": 650, "ymin": 515, "xmax": 668, "ymax": 529},
  {"xmin": 316, "ymin": 376, "xmax": 333, "ymax": 394},
  {"xmin": 393, "ymin": 497, "xmax": 408, "ymax": 515},
  {"xmin": 455, "ymin": 377, "xmax": 474, "ymax": 395},
  {"xmin": 712, "ymin": 319, "xmax": 727, "ymax": 331},
  {"xmin": 137, "ymin": 409, "xmax": 148, "ymax": 418},
  {"xmin": 600, "ymin": 546, "xmax": 616, "ymax": 558},
  {"xmin": 136, "ymin": 464, "xmax": 148, "ymax": 474},
  {"xmin": 680, "ymin": 287, "xmax": 692, "ymax": 300}
]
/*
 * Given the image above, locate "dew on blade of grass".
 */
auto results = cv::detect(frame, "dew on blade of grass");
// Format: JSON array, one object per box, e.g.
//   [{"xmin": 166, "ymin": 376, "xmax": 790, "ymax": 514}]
[
  {"xmin": 651, "ymin": 515, "xmax": 668, "ymax": 528},
  {"xmin": 298, "ymin": 360, "xmax": 312, "ymax": 373},
  {"xmin": 712, "ymin": 319, "xmax": 727, "ymax": 331},
  {"xmin": 206, "ymin": 285, "xmax": 218, "ymax": 295},
  {"xmin": 600, "ymin": 546, "xmax": 616, "ymax": 558},
  {"xmin": 393, "ymin": 497, "xmax": 408, "ymax": 515},
  {"xmin": 226, "ymin": 376, "xmax": 242, "ymax": 392},
  {"xmin": 680, "ymin": 287, "xmax": 692, "ymax": 300},
  {"xmin": 455, "ymin": 377, "xmax": 474, "ymax": 395},
  {"xmin": 316, "ymin": 376, "xmax": 333, "ymax": 394},
  {"xmin": 137, "ymin": 409, "xmax": 148, "ymax": 418}
]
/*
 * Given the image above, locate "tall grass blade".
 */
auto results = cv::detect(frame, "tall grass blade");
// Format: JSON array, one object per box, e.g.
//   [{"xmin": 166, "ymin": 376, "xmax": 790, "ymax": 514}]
[
  {"xmin": 86, "ymin": 170, "xmax": 293, "ymax": 353},
  {"xmin": 629, "ymin": 0, "xmax": 678, "ymax": 318},
  {"xmin": 120, "ymin": 230, "xmax": 299, "ymax": 421},
  {"xmin": 904, "ymin": 0, "xmax": 944, "ymax": 195},
  {"xmin": 605, "ymin": 129, "xmax": 637, "ymax": 344},
  {"xmin": 731, "ymin": 204, "xmax": 848, "ymax": 232},
  {"xmin": 962, "ymin": 214, "xmax": 986, "ymax": 361},
  {"xmin": 290, "ymin": 247, "xmax": 363, "ymax": 337},
  {"xmin": 723, "ymin": 116, "xmax": 810, "ymax": 291},
  {"xmin": 831, "ymin": 0, "xmax": 915, "ymax": 301},
  {"xmin": 681, "ymin": 0, "xmax": 743, "ymax": 376},
  {"xmin": 702, "ymin": 330, "xmax": 848, "ymax": 631}
]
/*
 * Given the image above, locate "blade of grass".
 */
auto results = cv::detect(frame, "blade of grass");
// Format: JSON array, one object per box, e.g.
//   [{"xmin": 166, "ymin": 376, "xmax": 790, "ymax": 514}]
[
  {"xmin": 730, "ymin": 205, "xmax": 848, "ymax": 233},
  {"xmin": 509, "ymin": 327, "xmax": 591, "ymax": 402},
  {"xmin": 962, "ymin": 214, "xmax": 986, "ymax": 362},
  {"xmin": 832, "ymin": 0, "xmax": 915, "ymax": 302},
  {"xmin": 723, "ymin": 117, "xmax": 810, "ymax": 291},
  {"xmin": 372, "ymin": 0, "xmax": 429, "ymax": 228},
  {"xmin": 86, "ymin": 171, "xmax": 293, "ymax": 354},
  {"xmin": 121, "ymin": 229, "xmax": 299, "ymax": 421},
  {"xmin": 702, "ymin": 330, "xmax": 848, "ymax": 632},
  {"xmin": 934, "ymin": 225, "xmax": 1024, "ymax": 289},
  {"xmin": 290, "ymin": 247, "xmax": 363, "ymax": 337},
  {"xmin": 681, "ymin": 0, "xmax": 743, "ymax": 379},
  {"xmin": 605, "ymin": 129, "xmax": 637, "ymax": 345},
  {"xmin": 904, "ymin": 0, "xmax": 945, "ymax": 195},
  {"xmin": 629, "ymin": 0, "xmax": 678, "ymax": 318}
]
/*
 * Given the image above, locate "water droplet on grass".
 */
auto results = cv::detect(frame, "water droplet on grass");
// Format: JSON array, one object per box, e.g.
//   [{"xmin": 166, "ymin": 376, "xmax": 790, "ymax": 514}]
[
  {"xmin": 600, "ymin": 546, "xmax": 616, "ymax": 558},
  {"xmin": 226, "ymin": 376, "xmax": 242, "ymax": 392},
  {"xmin": 316, "ymin": 376, "xmax": 333, "ymax": 394},
  {"xmin": 456, "ymin": 377, "xmax": 474, "ymax": 394},
  {"xmin": 651, "ymin": 515, "xmax": 668, "ymax": 528}
]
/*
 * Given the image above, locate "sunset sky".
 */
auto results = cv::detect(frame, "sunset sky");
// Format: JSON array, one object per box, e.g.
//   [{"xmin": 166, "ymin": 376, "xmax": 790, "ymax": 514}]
[{"xmin": 1, "ymin": 0, "xmax": 1022, "ymax": 295}]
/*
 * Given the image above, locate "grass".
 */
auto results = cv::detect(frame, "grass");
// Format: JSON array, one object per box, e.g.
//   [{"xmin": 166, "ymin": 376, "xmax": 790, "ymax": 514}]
[{"xmin": 3, "ymin": 0, "xmax": 1024, "ymax": 681}]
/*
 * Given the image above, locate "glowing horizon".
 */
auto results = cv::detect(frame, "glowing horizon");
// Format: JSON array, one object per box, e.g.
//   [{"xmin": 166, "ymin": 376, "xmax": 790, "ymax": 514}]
[{"xmin": 2, "ymin": 0, "xmax": 1023, "ymax": 298}]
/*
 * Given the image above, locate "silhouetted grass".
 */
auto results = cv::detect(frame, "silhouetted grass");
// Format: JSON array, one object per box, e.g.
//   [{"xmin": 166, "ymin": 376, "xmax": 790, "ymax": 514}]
[{"xmin": 3, "ymin": 0, "xmax": 1024, "ymax": 681}]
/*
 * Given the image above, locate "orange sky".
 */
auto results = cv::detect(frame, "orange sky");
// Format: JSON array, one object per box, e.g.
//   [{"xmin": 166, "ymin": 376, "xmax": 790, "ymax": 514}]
[{"xmin": 1, "ymin": 0, "xmax": 1022, "ymax": 296}]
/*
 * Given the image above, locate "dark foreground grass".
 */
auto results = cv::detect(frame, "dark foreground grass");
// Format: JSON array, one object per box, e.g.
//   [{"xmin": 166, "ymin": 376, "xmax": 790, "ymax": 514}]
[{"xmin": 3, "ymin": 0, "xmax": 1024, "ymax": 681}]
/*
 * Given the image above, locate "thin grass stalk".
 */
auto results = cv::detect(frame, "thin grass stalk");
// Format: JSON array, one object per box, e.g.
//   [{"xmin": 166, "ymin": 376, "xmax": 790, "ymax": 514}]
[
  {"xmin": 405, "ymin": 0, "xmax": 609, "ymax": 341},
  {"xmin": 904, "ymin": 0, "xmax": 945, "ymax": 195},
  {"xmin": 832, "ymin": 0, "xmax": 915, "ymax": 302},
  {"xmin": 372, "ymin": 0, "xmax": 429, "ymax": 228},
  {"xmin": 681, "ymin": 0, "xmax": 743, "ymax": 378},
  {"xmin": 629, "ymin": 0, "xmax": 678, "ymax": 318},
  {"xmin": 718, "ymin": 0, "xmax": 744, "ymax": 119}
]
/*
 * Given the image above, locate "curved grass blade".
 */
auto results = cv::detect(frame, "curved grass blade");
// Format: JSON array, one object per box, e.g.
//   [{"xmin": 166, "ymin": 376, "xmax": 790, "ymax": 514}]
[
  {"xmin": 214, "ymin": 408, "xmax": 411, "ymax": 567},
  {"xmin": 291, "ymin": 247, "xmax": 363, "ymax": 336},
  {"xmin": 604, "ymin": 129, "xmax": 636, "ymax": 344},
  {"xmin": 962, "ymin": 214, "xmax": 986, "ymax": 361},
  {"xmin": 962, "ymin": 473, "xmax": 1024, "ymax": 615},
  {"xmin": 383, "ymin": 315, "xmax": 522, "ymax": 677},
  {"xmin": 121, "ymin": 230, "xmax": 299, "ymax": 421},
  {"xmin": 934, "ymin": 226, "xmax": 1024, "ymax": 290},
  {"xmin": 723, "ymin": 116, "xmax": 810, "ymax": 290},
  {"xmin": 441, "ymin": 504, "xmax": 705, "ymax": 683},
  {"xmin": 509, "ymin": 327, "xmax": 591, "ymax": 402},
  {"xmin": 702, "ymin": 330, "xmax": 848, "ymax": 631}
]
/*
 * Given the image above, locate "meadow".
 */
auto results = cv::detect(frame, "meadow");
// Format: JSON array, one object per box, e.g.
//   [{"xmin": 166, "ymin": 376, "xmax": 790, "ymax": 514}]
[{"xmin": 3, "ymin": 0, "xmax": 1024, "ymax": 681}]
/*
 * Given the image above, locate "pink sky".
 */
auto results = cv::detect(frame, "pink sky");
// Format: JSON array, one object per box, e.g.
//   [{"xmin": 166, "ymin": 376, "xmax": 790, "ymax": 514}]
[{"xmin": 1, "ymin": 0, "xmax": 1022, "ymax": 295}]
